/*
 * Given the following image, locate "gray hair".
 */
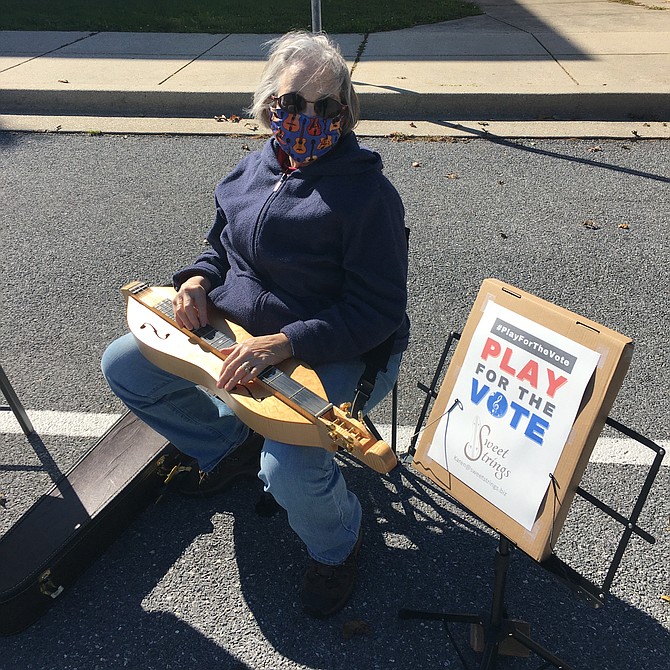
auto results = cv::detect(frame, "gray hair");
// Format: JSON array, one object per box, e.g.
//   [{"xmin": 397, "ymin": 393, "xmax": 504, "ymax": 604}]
[{"xmin": 248, "ymin": 31, "xmax": 360, "ymax": 135}]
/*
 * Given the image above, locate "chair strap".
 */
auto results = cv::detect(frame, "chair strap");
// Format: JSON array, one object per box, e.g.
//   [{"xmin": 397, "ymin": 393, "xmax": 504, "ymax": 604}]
[{"xmin": 351, "ymin": 335, "xmax": 395, "ymax": 417}]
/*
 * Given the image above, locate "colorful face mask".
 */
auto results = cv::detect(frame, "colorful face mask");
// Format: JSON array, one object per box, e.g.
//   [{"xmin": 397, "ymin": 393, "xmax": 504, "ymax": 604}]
[{"xmin": 270, "ymin": 106, "xmax": 342, "ymax": 164}]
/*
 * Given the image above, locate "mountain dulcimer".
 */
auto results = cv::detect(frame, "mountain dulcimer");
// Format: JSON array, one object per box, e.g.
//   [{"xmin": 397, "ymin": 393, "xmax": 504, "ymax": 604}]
[{"xmin": 121, "ymin": 282, "xmax": 397, "ymax": 474}]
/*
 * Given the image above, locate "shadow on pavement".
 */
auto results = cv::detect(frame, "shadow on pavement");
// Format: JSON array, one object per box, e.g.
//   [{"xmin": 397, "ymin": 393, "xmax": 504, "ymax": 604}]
[
  {"xmin": 0, "ymin": 453, "xmax": 667, "ymax": 669},
  {"xmin": 437, "ymin": 121, "xmax": 670, "ymax": 182},
  {"xmin": 236, "ymin": 459, "xmax": 670, "ymax": 670}
]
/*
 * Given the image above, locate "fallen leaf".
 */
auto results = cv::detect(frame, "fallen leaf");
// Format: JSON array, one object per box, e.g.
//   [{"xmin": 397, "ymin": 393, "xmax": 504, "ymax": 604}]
[
  {"xmin": 631, "ymin": 130, "xmax": 640, "ymax": 138},
  {"xmin": 58, "ymin": 79, "xmax": 69, "ymax": 83},
  {"xmin": 446, "ymin": 172, "xmax": 459, "ymax": 179},
  {"xmin": 229, "ymin": 114, "xmax": 240, "ymax": 123},
  {"xmin": 241, "ymin": 144, "xmax": 250, "ymax": 151},
  {"xmin": 643, "ymin": 123, "xmax": 651, "ymax": 127},
  {"xmin": 411, "ymin": 161, "xmax": 421, "ymax": 168},
  {"xmin": 618, "ymin": 223, "xmax": 630, "ymax": 230},
  {"xmin": 244, "ymin": 122, "xmax": 259, "ymax": 131},
  {"xmin": 214, "ymin": 115, "xmax": 227, "ymax": 122},
  {"xmin": 498, "ymin": 180, "xmax": 505, "ymax": 185},
  {"xmin": 409, "ymin": 122, "xmax": 417, "ymax": 128},
  {"xmin": 583, "ymin": 219, "xmax": 601, "ymax": 230},
  {"xmin": 342, "ymin": 620, "xmax": 370, "ymax": 640},
  {"xmin": 500, "ymin": 232, "xmax": 508, "ymax": 239},
  {"xmin": 588, "ymin": 145, "xmax": 603, "ymax": 152},
  {"xmin": 478, "ymin": 121, "xmax": 489, "ymax": 127}
]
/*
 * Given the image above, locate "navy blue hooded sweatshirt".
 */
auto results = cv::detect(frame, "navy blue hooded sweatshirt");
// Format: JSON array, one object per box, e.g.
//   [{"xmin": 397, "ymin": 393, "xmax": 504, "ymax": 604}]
[{"xmin": 173, "ymin": 132, "xmax": 409, "ymax": 367}]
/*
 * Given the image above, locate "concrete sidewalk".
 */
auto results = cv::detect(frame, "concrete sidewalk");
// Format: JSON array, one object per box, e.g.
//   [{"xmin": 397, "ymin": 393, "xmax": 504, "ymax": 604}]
[{"xmin": 1, "ymin": 0, "xmax": 669, "ymax": 136}]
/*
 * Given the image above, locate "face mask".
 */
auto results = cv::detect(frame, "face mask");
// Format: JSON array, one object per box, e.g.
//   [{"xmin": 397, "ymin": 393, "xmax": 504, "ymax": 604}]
[{"xmin": 270, "ymin": 106, "xmax": 342, "ymax": 164}]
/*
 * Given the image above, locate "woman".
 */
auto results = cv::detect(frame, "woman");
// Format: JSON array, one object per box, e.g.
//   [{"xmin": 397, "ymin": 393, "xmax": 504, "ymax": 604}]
[{"xmin": 102, "ymin": 31, "xmax": 409, "ymax": 619}]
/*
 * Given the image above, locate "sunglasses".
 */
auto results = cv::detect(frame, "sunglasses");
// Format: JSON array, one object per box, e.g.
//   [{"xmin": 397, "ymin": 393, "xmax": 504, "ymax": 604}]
[{"xmin": 272, "ymin": 92, "xmax": 346, "ymax": 119}]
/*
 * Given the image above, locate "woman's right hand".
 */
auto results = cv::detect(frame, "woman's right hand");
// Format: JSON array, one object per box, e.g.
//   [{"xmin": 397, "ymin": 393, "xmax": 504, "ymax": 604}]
[{"xmin": 173, "ymin": 275, "xmax": 212, "ymax": 330}]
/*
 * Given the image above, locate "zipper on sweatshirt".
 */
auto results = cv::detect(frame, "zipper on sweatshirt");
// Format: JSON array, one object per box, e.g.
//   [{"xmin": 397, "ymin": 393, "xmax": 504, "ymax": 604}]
[
  {"xmin": 273, "ymin": 171, "xmax": 290, "ymax": 192},
  {"xmin": 251, "ymin": 171, "xmax": 292, "ymax": 260}
]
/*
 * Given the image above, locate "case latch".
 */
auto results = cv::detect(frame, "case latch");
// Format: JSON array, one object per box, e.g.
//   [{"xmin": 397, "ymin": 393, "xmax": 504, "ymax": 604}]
[{"xmin": 39, "ymin": 569, "xmax": 64, "ymax": 599}]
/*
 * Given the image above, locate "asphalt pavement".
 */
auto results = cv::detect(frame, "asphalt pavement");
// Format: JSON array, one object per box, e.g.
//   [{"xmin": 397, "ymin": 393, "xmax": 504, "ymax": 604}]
[
  {"xmin": 0, "ymin": 1, "xmax": 669, "ymax": 667},
  {"xmin": 0, "ymin": 132, "xmax": 668, "ymax": 670},
  {"xmin": 0, "ymin": 0, "xmax": 669, "ymax": 137}
]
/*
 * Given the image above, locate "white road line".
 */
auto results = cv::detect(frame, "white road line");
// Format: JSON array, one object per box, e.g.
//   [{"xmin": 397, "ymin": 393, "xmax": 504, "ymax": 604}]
[
  {"xmin": 0, "ymin": 411, "xmax": 667, "ymax": 466},
  {"xmin": 0, "ymin": 409, "xmax": 120, "ymax": 438}
]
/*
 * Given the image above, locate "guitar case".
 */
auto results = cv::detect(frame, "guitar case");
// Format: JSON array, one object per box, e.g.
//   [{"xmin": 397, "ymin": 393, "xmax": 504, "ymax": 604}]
[{"xmin": 0, "ymin": 411, "xmax": 181, "ymax": 635}]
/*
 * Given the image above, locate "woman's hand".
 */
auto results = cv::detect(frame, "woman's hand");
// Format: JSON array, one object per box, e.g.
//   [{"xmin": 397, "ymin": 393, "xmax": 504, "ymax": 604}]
[
  {"xmin": 217, "ymin": 333, "xmax": 293, "ymax": 392},
  {"xmin": 173, "ymin": 275, "xmax": 212, "ymax": 330}
]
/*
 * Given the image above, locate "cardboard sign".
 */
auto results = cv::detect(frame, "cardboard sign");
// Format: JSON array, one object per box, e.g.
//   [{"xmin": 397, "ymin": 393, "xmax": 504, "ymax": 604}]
[
  {"xmin": 413, "ymin": 279, "xmax": 633, "ymax": 561},
  {"xmin": 426, "ymin": 302, "xmax": 601, "ymax": 531}
]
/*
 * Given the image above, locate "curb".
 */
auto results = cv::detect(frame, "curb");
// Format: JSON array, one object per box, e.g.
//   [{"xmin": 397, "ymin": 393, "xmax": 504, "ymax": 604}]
[{"xmin": 2, "ymin": 89, "xmax": 669, "ymax": 122}]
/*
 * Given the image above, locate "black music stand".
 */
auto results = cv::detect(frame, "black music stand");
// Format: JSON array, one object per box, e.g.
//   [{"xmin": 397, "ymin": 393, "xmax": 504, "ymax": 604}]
[
  {"xmin": 0, "ymin": 364, "xmax": 34, "ymax": 436},
  {"xmin": 400, "ymin": 334, "xmax": 665, "ymax": 670}
]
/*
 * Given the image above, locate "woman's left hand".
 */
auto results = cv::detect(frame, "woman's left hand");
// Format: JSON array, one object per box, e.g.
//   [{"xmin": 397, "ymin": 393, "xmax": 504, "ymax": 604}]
[{"xmin": 217, "ymin": 333, "xmax": 293, "ymax": 392}]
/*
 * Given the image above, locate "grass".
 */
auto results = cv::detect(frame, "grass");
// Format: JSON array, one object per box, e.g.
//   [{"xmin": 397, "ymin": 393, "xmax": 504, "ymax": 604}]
[{"xmin": 0, "ymin": 0, "xmax": 482, "ymax": 33}]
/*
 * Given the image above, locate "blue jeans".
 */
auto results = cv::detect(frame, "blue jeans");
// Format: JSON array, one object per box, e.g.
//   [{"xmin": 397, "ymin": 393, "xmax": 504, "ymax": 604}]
[{"xmin": 101, "ymin": 333, "xmax": 401, "ymax": 565}]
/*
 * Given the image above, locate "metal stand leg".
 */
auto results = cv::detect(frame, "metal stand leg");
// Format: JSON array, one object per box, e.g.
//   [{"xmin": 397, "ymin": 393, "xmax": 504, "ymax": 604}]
[
  {"xmin": 0, "ymin": 365, "xmax": 34, "ymax": 436},
  {"xmin": 400, "ymin": 534, "xmax": 575, "ymax": 670}
]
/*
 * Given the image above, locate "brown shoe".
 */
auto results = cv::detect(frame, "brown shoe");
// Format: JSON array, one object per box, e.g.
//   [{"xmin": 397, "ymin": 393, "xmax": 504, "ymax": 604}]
[
  {"xmin": 177, "ymin": 432, "xmax": 263, "ymax": 497},
  {"xmin": 301, "ymin": 531, "xmax": 363, "ymax": 618}
]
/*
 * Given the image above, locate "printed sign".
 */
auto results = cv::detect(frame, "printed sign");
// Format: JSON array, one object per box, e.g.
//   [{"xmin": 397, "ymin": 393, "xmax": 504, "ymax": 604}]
[{"xmin": 427, "ymin": 301, "xmax": 601, "ymax": 530}]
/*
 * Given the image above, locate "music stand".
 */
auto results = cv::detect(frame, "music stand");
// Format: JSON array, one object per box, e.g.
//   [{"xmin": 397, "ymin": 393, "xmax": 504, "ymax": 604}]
[{"xmin": 400, "ymin": 331, "xmax": 665, "ymax": 670}]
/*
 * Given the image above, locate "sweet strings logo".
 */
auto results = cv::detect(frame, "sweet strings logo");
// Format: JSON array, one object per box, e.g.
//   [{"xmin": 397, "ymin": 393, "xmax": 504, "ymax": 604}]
[{"xmin": 464, "ymin": 417, "xmax": 511, "ymax": 480}]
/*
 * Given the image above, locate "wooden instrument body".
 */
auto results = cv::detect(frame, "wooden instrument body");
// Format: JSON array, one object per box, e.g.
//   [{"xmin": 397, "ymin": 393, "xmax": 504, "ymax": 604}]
[{"xmin": 122, "ymin": 283, "xmax": 397, "ymax": 474}]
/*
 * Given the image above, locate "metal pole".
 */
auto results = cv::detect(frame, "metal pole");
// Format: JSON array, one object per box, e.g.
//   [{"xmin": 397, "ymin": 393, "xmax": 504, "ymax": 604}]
[
  {"xmin": 0, "ymin": 364, "xmax": 34, "ymax": 436},
  {"xmin": 310, "ymin": 0, "xmax": 322, "ymax": 33}
]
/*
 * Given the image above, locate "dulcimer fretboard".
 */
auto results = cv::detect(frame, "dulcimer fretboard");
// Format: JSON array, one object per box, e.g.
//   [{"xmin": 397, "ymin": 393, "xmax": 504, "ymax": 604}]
[{"xmin": 127, "ymin": 283, "xmax": 333, "ymax": 420}]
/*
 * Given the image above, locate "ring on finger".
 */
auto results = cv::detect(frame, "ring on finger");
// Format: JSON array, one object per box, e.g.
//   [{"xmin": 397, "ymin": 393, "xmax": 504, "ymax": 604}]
[{"xmin": 242, "ymin": 362, "xmax": 253, "ymax": 373}]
